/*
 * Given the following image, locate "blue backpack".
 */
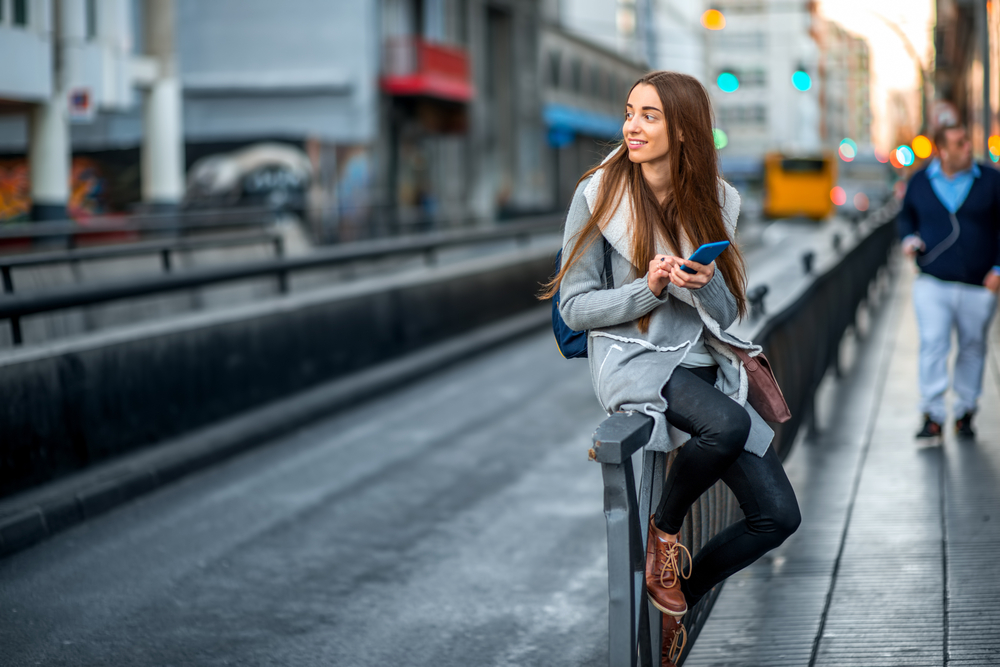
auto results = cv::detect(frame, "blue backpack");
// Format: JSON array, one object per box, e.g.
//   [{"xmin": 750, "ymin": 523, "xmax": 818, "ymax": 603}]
[{"xmin": 552, "ymin": 238, "xmax": 613, "ymax": 359}]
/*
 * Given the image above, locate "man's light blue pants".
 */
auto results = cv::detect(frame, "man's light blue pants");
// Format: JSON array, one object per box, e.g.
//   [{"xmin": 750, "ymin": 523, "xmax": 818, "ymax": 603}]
[{"xmin": 913, "ymin": 273, "xmax": 997, "ymax": 423}]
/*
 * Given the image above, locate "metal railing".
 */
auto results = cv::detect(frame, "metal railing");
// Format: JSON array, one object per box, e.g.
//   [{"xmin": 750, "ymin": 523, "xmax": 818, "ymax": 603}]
[
  {"xmin": 0, "ymin": 232, "xmax": 284, "ymax": 295},
  {"xmin": 0, "ymin": 215, "xmax": 562, "ymax": 346},
  {"xmin": 0, "ymin": 207, "xmax": 276, "ymax": 247},
  {"xmin": 591, "ymin": 212, "xmax": 897, "ymax": 666}
]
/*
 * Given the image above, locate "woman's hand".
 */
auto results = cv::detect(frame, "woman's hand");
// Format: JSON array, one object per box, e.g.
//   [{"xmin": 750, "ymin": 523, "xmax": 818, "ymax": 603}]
[
  {"xmin": 668, "ymin": 258, "xmax": 715, "ymax": 289},
  {"xmin": 647, "ymin": 255, "xmax": 679, "ymax": 297}
]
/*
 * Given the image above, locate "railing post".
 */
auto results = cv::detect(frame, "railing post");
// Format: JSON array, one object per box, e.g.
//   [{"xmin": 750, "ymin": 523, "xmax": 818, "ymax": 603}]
[
  {"xmin": 161, "ymin": 248, "xmax": 173, "ymax": 273},
  {"xmin": 639, "ymin": 449, "xmax": 666, "ymax": 660},
  {"xmin": 592, "ymin": 413, "xmax": 656, "ymax": 667},
  {"xmin": 601, "ymin": 456, "xmax": 648, "ymax": 667},
  {"xmin": 11, "ymin": 316, "xmax": 22, "ymax": 345},
  {"xmin": 2, "ymin": 266, "xmax": 13, "ymax": 294},
  {"xmin": 273, "ymin": 236, "xmax": 285, "ymax": 258}
]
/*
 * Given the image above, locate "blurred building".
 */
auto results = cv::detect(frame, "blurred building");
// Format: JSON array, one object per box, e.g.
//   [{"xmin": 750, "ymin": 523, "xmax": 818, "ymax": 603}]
[
  {"xmin": 703, "ymin": 0, "xmax": 821, "ymax": 176},
  {"xmin": 0, "ymin": 0, "xmax": 552, "ymax": 234},
  {"xmin": 0, "ymin": 0, "xmax": 180, "ymax": 221},
  {"xmin": 934, "ymin": 0, "xmax": 998, "ymax": 159},
  {"xmin": 814, "ymin": 18, "xmax": 871, "ymax": 148},
  {"xmin": 542, "ymin": 0, "xmax": 647, "ymax": 208},
  {"xmin": 644, "ymin": 0, "xmax": 706, "ymax": 80},
  {"xmin": 539, "ymin": 26, "xmax": 645, "ymax": 207}
]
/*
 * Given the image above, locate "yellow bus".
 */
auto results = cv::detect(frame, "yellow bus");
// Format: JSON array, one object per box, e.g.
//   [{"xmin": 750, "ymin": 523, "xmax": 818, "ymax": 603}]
[{"xmin": 763, "ymin": 152, "xmax": 837, "ymax": 220}]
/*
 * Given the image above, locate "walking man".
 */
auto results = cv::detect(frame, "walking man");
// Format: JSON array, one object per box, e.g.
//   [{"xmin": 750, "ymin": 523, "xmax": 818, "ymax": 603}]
[{"xmin": 898, "ymin": 124, "xmax": 1000, "ymax": 444}]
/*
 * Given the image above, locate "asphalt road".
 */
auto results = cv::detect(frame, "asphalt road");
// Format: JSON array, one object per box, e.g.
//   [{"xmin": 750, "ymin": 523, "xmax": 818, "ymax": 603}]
[
  {"xmin": 0, "ymin": 215, "xmax": 856, "ymax": 666},
  {"xmin": 0, "ymin": 330, "xmax": 611, "ymax": 667}
]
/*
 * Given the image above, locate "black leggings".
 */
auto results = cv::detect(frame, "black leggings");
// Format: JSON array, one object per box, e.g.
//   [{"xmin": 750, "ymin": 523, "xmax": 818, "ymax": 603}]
[{"xmin": 654, "ymin": 366, "xmax": 801, "ymax": 607}]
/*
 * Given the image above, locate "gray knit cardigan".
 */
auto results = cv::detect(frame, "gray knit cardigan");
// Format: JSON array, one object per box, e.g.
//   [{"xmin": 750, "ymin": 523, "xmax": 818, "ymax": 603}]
[{"xmin": 558, "ymin": 172, "xmax": 772, "ymax": 456}]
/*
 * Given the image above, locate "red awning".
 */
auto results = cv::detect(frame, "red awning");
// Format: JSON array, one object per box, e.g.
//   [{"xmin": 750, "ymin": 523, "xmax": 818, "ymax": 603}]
[{"xmin": 381, "ymin": 38, "xmax": 474, "ymax": 103}]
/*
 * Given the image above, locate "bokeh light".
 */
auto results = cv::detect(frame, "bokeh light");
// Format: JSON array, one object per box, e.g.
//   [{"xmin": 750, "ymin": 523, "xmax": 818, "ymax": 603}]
[
  {"xmin": 717, "ymin": 72, "xmax": 739, "ymax": 93},
  {"xmin": 838, "ymin": 138, "xmax": 857, "ymax": 162},
  {"xmin": 889, "ymin": 149, "xmax": 903, "ymax": 169},
  {"xmin": 911, "ymin": 135, "xmax": 932, "ymax": 159},
  {"xmin": 791, "ymin": 71, "xmax": 812, "ymax": 91},
  {"xmin": 701, "ymin": 9, "xmax": 726, "ymax": 30},
  {"xmin": 896, "ymin": 145, "xmax": 915, "ymax": 167},
  {"xmin": 854, "ymin": 192, "xmax": 869, "ymax": 211},
  {"xmin": 874, "ymin": 149, "xmax": 889, "ymax": 163},
  {"xmin": 989, "ymin": 135, "xmax": 1000, "ymax": 156},
  {"xmin": 830, "ymin": 186, "xmax": 847, "ymax": 206},
  {"xmin": 713, "ymin": 128, "xmax": 728, "ymax": 150}
]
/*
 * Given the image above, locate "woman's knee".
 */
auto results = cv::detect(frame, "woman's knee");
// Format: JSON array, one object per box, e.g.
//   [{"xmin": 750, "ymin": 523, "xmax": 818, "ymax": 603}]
[
  {"xmin": 761, "ymin": 498, "xmax": 801, "ymax": 540},
  {"xmin": 773, "ymin": 500, "xmax": 801, "ymax": 539},
  {"xmin": 707, "ymin": 405, "xmax": 751, "ymax": 454}
]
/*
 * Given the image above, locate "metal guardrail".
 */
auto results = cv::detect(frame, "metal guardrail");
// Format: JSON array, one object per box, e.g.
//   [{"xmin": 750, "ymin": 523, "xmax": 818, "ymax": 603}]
[
  {"xmin": 0, "ymin": 215, "xmax": 562, "ymax": 345},
  {"xmin": 0, "ymin": 207, "xmax": 276, "ymax": 246},
  {"xmin": 0, "ymin": 232, "xmax": 284, "ymax": 295},
  {"xmin": 591, "ymin": 212, "xmax": 897, "ymax": 666}
]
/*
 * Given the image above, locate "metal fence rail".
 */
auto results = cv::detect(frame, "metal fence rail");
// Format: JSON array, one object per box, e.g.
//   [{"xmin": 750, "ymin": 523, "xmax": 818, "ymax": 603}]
[
  {"xmin": 0, "ymin": 232, "xmax": 284, "ymax": 295},
  {"xmin": 0, "ymin": 215, "xmax": 561, "ymax": 345},
  {"xmin": 0, "ymin": 207, "xmax": 276, "ymax": 247},
  {"xmin": 591, "ymin": 214, "xmax": 897, "ymax": 667}
]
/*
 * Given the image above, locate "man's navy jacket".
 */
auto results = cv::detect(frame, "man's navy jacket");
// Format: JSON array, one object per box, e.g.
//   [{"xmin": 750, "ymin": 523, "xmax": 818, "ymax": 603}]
[{"xmin": 897, "ymin": 163, "xmax": 1000, "ymax": 286}]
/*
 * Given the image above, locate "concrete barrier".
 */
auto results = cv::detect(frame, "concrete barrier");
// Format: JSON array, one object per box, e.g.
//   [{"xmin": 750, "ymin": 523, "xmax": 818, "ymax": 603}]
[{"xmin": 0, "ymin": 242, "xmax": 559, "ymax": 498}]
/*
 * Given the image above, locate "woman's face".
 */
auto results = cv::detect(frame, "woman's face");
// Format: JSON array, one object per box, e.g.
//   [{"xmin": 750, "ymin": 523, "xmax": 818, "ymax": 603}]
[{"xmin": 623, "ymin": 83, "xmax": 670, "ymax": 165}]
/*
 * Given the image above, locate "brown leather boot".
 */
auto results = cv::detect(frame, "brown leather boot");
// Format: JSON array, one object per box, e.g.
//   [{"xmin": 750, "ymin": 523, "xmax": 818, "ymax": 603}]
[
  {"xmin": 661, "ymin": 614, "xmax": 687, "ymax": 667},
  {"xmin": 645, "ymin": 515, "xmax": 691, "ymax": 617}
]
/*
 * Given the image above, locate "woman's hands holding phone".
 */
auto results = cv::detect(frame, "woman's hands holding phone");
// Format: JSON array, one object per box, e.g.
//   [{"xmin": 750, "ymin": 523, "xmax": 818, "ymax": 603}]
[{"xmin": 648, "ymin": 254, "xmax": 715, "ymax": 296}]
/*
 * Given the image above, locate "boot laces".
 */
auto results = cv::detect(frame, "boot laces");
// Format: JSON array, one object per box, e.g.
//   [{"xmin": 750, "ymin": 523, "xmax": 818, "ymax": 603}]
[
  {"xmin": 665, "ymin": 623, "xmax": 687, "ymax": 664},
  {"xmin": 657, "ymin": 539, "xmax": 692, "ymax": 589}
]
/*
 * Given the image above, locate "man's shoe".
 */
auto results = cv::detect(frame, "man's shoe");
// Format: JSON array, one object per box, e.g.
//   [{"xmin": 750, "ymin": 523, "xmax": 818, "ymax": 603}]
[
  {"xmin": 915, "ymin": 415, "xmax": 943, "ymax": 447},
  {"xmin": 956, "ymin": 412, "xmax": 975, "ymax": 439},
  {"xmin": 661, "ymin": 615, "xmax": 687, "ymax": 667},
  {"xmin": 645, "ymin": 516, "xmax": 691, "ymax": 617}
]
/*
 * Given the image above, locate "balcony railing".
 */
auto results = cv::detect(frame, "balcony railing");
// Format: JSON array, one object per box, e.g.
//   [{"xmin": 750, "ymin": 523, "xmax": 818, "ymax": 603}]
[{"xmin": 381, "ymin": 37, "xmax": 473, "ymax": 102}]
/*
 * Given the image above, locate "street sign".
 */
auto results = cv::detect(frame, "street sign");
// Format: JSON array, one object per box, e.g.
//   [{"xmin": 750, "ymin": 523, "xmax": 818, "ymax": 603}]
[{"xmin": 68, "ymin": 87, "xmax": 95, "ymax": 123}]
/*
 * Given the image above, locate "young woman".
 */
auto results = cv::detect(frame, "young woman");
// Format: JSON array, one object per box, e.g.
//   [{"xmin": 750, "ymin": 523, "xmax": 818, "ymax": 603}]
[{"xmin": 544, "ymin": 71, "xmax": 801, "ymax": 665}]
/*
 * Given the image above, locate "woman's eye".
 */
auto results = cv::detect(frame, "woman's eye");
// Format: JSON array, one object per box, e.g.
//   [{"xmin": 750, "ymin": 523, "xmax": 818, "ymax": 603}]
[{"xmin": 645, "ymin": 115, "xmax": 655, "ymax": 121}]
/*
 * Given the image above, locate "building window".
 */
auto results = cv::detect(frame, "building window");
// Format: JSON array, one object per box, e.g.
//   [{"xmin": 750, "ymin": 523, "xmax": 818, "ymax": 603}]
[
  {"xmin": 718, "ymin": 105, "xmax": 767, "ymax": 125},
  {"xmin": 714, "ymin": 31, "xmax": 767, "ymax": 50},
  {"xmin": 86, "ymin": 0, "xmax": 98, "ymax": 38},
  {"xmin": 590, "ymin": 65, "xmax": 602, "ymax": 99},
  {"xmin": 13, "ymin": 0, "xmax": 28, "ymax": 26},
  {"xmin": 549, "ymin": 51, "xmax": 561, "ymax": 89},
  {"xmin": 570, "ymin": 58, "xmax": 582, "ymax": 94}
]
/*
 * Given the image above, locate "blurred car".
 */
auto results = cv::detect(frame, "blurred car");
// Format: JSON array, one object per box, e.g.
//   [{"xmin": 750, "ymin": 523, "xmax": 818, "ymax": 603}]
[
  {"xmin": 833, "ymin": 151, "xmax": 893, "ymax": 220},
  {"xmin": 185, "ymin": 142, "xmax": 312, "ymax": 212}
]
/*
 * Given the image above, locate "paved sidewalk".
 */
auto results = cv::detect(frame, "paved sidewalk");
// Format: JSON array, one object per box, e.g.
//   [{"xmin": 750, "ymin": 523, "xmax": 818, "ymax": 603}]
[{"xmin": 686, "ymin": 263, "xmax": 1000, "ymax": 666}]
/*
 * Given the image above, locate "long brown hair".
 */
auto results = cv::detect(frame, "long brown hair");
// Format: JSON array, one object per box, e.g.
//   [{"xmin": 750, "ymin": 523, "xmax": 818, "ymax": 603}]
[{"xmin": 541, "ymin": 71, "xmax": 748, "ymax": 331}]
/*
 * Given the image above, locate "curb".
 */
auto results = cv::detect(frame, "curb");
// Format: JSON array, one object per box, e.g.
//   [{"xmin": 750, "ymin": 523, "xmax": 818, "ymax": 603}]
[{"xmin": 0, "ymin": 306, "xmax": 552, "ymax": 558}]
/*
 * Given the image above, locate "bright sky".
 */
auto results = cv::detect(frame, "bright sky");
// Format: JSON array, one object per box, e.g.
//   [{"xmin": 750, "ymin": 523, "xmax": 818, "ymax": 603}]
[{"xmin": 817, "ymin": 0, "xmax": 936, "ymax": 151}]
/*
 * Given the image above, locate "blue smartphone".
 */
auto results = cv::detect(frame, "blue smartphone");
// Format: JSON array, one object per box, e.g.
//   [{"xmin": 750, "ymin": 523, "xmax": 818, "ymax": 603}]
[{"xmin": 680, "ymin": 240, "xmax": 731, "ymax": 273}]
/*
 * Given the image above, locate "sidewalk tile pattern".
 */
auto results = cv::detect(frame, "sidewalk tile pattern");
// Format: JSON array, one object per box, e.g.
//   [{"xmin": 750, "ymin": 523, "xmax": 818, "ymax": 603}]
[{"xmin": 685, "ymin": 263, "xmax": 1000, "ymax": 666}]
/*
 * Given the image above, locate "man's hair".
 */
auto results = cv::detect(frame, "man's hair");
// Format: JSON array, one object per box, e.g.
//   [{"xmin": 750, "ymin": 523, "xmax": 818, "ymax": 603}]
[{"xmin": 933, "ymin": 123, "xmax": 967, "ymax": 150}]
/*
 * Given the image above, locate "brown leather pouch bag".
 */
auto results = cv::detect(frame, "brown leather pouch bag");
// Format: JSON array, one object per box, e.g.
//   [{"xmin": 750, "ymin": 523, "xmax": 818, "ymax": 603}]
[{"xmin": 731, "ymin": 347, "xmax": 792, "ymax": 423}]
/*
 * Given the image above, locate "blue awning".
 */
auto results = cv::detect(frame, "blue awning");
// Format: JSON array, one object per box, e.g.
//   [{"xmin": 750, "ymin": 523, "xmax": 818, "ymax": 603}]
[{"xmin": 543, "ymin": 103, "xmax": 622, "ymax": 141}]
